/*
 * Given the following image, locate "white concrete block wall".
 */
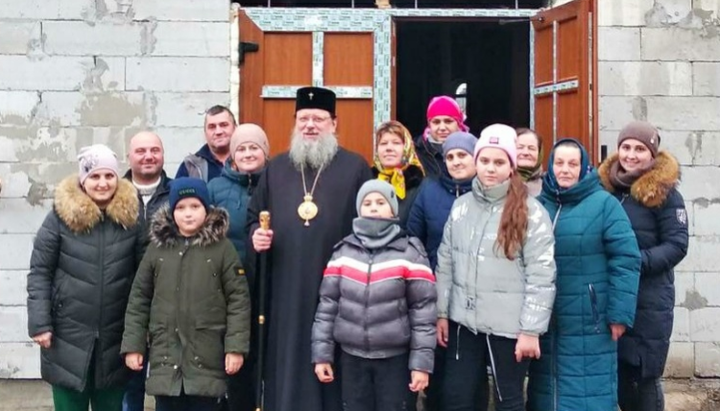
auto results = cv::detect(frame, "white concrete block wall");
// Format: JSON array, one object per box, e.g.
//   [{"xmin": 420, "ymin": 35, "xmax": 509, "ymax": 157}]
[
  {"xmin": 595, "ymin": 0, "xmax": 720, "ymax": 378},
  {"xmin": 0, "ymin": 0, "xmax": 231, "ymax": 378}
]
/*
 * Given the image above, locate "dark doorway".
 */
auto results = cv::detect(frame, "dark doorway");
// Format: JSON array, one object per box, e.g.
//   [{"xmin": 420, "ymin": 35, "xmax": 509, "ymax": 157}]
[{"xmin": 395, "ymin": 20, "xmax": 531, "ymax": 138}]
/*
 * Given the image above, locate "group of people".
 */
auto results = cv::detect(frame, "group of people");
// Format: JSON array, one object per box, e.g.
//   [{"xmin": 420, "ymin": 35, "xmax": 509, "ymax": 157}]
[{"xmin": 25, "ymin": 86, "xmax": 688, "ymax": 411}]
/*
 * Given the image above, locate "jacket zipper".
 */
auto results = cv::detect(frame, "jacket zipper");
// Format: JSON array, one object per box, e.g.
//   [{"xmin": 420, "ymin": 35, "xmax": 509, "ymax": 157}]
[
  {"xmin": 455, "ymin": 324, "xmax": 461, "ymax": 360},
  {"xmin": 620, "ymin": 193, "xmax": 629, "ymax": 204},
  {"xmin": 96, "ymin": 219, "xmax": 106, "ymax": 383},
  {"xmin": 364, "ymin": 251, "xmax": 374, "ymax": 353},
  {"xmin": 551, "ymin": 203, "xmax": 563, "ymax": 230},
  {"xmin": 552, "ymin": 321, "xmax": 558, "ymax": 411},
  {"xmin": 588, "ymin": 284, "xmax": 600, "ymax": 333}
]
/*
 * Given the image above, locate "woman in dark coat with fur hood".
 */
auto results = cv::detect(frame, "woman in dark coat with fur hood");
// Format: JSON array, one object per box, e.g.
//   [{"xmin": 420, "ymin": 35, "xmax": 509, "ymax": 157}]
[
  {"xmin": 598, "ymin": 121, "xmax": 689, "ymax": 411},
  {"xmin": 27, "ymin": 144, "xmax": 144, "ymax": 411},
  {"xmin": 371, "ymin": 120, "xmax": 425, "ymax": 228}
]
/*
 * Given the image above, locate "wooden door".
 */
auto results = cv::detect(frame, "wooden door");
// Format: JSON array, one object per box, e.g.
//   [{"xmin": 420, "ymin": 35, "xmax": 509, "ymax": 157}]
[
  {"xmin": 532, "ymin": 0, "xmax": 598, "ymax": 163},
  {"xmin": 238, "ymin": 10, "xmax": 377, "ymax": 162}
]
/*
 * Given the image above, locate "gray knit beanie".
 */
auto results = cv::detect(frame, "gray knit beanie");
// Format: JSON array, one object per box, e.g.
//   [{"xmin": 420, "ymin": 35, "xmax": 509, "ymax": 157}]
[
  {"xmin": 443, "ymin": 131, "xmax": 478, "ymax": 157},
  {"xmin": 356, "ymin": 180, "xmax": 399, "ymax": 217}
]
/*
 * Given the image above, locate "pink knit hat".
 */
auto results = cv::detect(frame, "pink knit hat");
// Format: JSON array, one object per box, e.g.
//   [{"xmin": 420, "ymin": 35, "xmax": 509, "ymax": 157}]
[
  {"xmin": 426, "ymin": 96, "xmax": 469, "ymax": 131},
  {"xmin": 77, "ymin": 144, "xmax": 120, "ymax": 184},
  {"xmin": 474, "ymin": 124, "xmax": 518, "ymax": 169}
]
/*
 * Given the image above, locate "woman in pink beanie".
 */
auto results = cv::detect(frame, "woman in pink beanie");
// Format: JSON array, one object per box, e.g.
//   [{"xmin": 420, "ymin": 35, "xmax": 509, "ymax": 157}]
[{"xmin": 414, "ymin": 96, "xmax": 470, "ymax": 179}]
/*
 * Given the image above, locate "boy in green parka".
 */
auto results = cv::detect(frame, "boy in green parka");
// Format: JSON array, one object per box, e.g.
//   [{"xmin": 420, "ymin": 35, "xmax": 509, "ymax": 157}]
[{"xmin": 121, "ymin": 177, "xmax": 251, "ymax": 411}]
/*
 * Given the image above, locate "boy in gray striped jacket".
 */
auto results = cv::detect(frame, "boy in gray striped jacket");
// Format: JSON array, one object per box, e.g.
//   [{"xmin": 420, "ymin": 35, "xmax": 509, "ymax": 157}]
[{"xmin": 312, "ymin": 180, "xmax": 437, "ymax": 411}]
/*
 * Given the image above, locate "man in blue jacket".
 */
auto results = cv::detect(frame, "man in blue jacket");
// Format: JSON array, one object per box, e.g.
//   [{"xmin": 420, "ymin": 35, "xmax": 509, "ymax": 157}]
[{"xmin": 176, "ymin": 105, "xmax": 237, "ymax": 182}]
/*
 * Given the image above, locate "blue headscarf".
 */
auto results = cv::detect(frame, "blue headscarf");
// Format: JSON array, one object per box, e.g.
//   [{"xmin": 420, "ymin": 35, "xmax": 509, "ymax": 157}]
[{"xmin": 543, "ymin": 138, "xmax": 594, "ymax": 192}]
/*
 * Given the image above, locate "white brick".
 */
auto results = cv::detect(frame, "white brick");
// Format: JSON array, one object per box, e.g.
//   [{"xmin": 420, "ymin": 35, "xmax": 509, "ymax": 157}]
[
  {"xmin": 0, "ymin": 343, "xmax": 41, "ymax": 379},
  {"xmin": 0, "ymin": 21, "xmax": 40, "ymax": 55},
  {"xmin": 0, "ymin": 235, "xmax": 34, "ymax": 271},
  {"xmin": 37, "ymin": 92, "xmax": 146, "ymax": 127},
  {"xmin": 664, "ymin": 342, "xmax": 695, "ymax": 377},
  {"xmin": 599, "ymin": 62, "xmax": 692, "ymax": 96},
  {"xmin": 0, "ymin": 92, "xmax": 40, "ymax": 125},
  {"xmin": 675, "ymin": 271, "xmax": 694, "ymax": 305},
  {"xmin": 645, "ymin": 97, "xmax": 720, "ymax": 131},
  {"xmin": 676, "ymin": 237, "xmax": 720, "ymax": 274},
  {"xmin": 694, "ymin": 0, "xmax": 720, "ymax": 14},
  {"xmin": 132, "ymin": 0, "xmax": 229, "ymax": 22},
  {"xmin": 650, "ymin": 0, "xmax": 693, "ymax": 25},
  {"xmin": 598, "ymin": 97, "xmax": 644, "ymax": 131},
  {"xmin": 166, "ymin": 162, "xmax": 182, "ymax": 178},
  {"xmin": 153, "ymin": 127, "xmax": 204, "ymax": 164},
  {"xmin": 695, "ymin": 202, "xmax": 720, "ymax": 236},
  {"xmin": 0, "ymin": 56, "xmax": 93, "ymax": 91},
  {"xmin": 151, "ymin": 22, "xmax": 229, "ymax": 57},
  {"xmin": 695, "ymin": 342, "xmax": 720, "ymax": 377},
  {"xmin": 691, "ymin": 308, "xmax": 720, "ymax": 341},
  {"xmin": 126, "ymin": 57, "xmax": 229, "ymax": 92},
  {"xmin": 82, "ymin": 57, "xmax": 126, "ymax": 93},
  {"xmin": 652, "ymin": 131, "xmax": 694, "ymax": 166},
  {"xmin": 598, "ymin": 0, "xmax": 654, "ymax": 26},
  {"xmin": 44, "ymin": 21, "xmax": 143, "ymax": 56},
  {"xmin": 598, "ymin": 28, "xmax": 641, "ymax": 61},
  {"xmin": 154, "ymin": 92, "xmax": 229, "ymax": 127},
  {"xmin": 672, "ymin": 307, "xmax": 691, "ymax": 341},
  {"xmin": 642, "ymin": 28, "xmax": 720, "ymax": 61},
  {"xmin": 0, "ymin": 200, "xmax": 51, "ymax": 235},
  {"xmin": 695, "ymin": 273, "xmax": 720, "ymax": 307},
  {"xmin": 677, "ymin": 167, "xmax": 720, "ymax": 202},
  {"xmin": 0, "ymin": 307, "xmax": 29, "ymax": 343},
  {"xmin": 0, "ymin": 271, "xmax": 29, "ymax": 306},
  {"xmin": 0, "ymin": 0, "xmax": 86, "ymax": 19},
  {"xmin": 693, "ymin": 63, "xmax": 720, "ymax": 97}
]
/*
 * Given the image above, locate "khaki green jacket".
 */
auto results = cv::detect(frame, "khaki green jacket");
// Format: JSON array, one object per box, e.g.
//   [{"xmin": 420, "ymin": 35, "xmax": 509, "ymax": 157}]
[{"xmin": 121, "ymin": 206, "xmax": 250, "ymax": 398}]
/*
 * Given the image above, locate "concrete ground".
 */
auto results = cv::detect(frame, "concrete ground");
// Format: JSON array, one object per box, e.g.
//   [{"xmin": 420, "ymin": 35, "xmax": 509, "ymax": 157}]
[{"xmin": 1, "ymin": 379, "xmax": 719, "ymax": 410}]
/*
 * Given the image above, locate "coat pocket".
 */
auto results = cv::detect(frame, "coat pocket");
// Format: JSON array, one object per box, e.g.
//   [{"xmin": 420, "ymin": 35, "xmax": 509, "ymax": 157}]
[{"xmin": 193, "ymin": 313, "xmax": 227, "ymax": 372}]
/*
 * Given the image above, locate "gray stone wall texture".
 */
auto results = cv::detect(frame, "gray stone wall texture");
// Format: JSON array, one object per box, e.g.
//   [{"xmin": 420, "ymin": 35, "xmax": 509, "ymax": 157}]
[
  {"xmin": 0, "ymin": 0, "xmax": 231, "ymax": 378},
  {"xmin": 595, "ymin": 0, "xmax": 720, "ymax": 378}
]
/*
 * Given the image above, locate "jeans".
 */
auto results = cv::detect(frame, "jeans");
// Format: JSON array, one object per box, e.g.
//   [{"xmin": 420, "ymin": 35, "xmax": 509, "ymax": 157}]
[
  {"xmin": 122, "ymin": 361, "xmax": 147, "ymax": 411},
  {"xmin": 442, "ymin": 321, "xmax": 528, "ymax": 411}
]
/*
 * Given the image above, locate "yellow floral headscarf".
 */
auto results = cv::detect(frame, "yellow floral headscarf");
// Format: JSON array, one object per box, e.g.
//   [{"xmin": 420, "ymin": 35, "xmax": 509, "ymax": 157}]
[{"xmin": 373, "ymin": 121, "xmax": 425, "ymax": 200}]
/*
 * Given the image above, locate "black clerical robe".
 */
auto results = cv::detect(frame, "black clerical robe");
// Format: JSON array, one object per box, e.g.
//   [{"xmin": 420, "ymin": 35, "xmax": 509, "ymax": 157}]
[{"xmin": 247, "ymin": 148, "xmax": 372, "ymax": 411}]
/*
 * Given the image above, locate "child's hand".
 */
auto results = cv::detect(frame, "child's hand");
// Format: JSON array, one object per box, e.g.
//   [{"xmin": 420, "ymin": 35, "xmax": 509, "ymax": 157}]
[
  {"xmin": 436, "ymin": 319, "xmax": 449, "ymax": 348},
  {"xmin": 409, "ymin": 370, "xmax": 429, "ymax": 392},
  {"xmin": 225, "ymin": 353, "xmax": 244, "ymax": 375},
  {"xmin": 125, "ymin": 353, "xmax": 144, "ymax": 371},
  {"xmin": 314, "ymin": 363, "xmax": 334, "ymax": 383},
  {"xmin": 514, "ymin": 333, "xmax": 541, "ymax": 362}
]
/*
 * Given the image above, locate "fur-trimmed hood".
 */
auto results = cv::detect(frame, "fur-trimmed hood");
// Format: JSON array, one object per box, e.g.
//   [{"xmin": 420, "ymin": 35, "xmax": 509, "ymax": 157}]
[
  {"xmin": 598, "ymin": 151, "xmax": 680, "ymax": 208},
  {"xmin": 54, "ymin": 175, "xmax": 139, "ymax": 233},
  {"xmin": 149, "ymin": 205, "xmax": 230, "ymax": 248}
]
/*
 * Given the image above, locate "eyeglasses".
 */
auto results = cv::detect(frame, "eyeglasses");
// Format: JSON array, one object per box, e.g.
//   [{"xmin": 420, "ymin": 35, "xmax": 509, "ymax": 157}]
[{"xmin": 296, "ymin": 116, "xmax": 332, "ymax": 125}]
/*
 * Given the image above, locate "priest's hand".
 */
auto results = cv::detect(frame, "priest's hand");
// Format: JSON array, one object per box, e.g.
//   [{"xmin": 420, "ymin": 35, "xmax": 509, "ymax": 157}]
[
  {"xmin": 314, "ymin": 363, "xmax": 334, "ymax": 383},
  {"xmin": 253, "ymin": 228, "xmax": 273, "ymax": 252},
  {"xmin": 225, "ymin": 353, "xmax": 244, "ymax": 375},
  {"xmin": 409, "ymin": 370, "xmax": 429, "ymax": 392},
  {"xmin": 125, "ymin": 353, "xmax": 143, "ymax": 371}
]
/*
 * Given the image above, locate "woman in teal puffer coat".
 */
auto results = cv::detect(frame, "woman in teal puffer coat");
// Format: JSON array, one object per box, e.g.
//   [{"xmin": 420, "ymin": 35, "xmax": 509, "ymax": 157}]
[
  {"xmin": 526, "ymin": 139, "xmax": 641, "ymax": 411},
  {"xmin": 207, "ymin": 123, "xmax": 269, "ymax": 411}
]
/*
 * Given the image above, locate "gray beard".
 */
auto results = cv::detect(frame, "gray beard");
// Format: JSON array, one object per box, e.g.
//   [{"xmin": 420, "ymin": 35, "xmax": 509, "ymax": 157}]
[{"xmin": 289, "ymin": 132, "xmax": 339, "ymax": 170}]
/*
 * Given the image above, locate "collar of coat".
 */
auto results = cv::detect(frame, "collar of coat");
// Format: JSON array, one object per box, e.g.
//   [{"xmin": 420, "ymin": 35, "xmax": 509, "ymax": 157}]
[
  {"xmin": 54, "ymin": 175, "xmax": 139, "ymax": 234},
  {"xmin": 598, "ymin": 151, "xmax": 680, "ymax": 208},
  {"xmin": 150, "ymin": 205, "xmax": 230, "ymax": 248}
]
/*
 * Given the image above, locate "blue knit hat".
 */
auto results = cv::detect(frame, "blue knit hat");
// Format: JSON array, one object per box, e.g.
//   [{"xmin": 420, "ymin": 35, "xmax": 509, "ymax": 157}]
[
  {"xmin": 169, "ymin": 177, "xmax": 210, "ymax": 212},
  {"xmin": 442, "ymin": 131, "xmax": 478, "ymax": 157}
]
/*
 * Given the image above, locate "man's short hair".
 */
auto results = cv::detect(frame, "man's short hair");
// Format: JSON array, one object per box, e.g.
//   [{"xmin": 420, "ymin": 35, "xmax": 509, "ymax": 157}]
[{"xmin": 205, "ymin": 105, "xmax": 236, "ymax": 125}]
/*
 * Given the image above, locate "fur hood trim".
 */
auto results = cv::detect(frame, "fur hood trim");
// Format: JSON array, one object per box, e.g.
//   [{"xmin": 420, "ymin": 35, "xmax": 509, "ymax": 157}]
[
  {"xmin": 150, "ymin": 205, "xmax": 229, "ymax": 248},
  {"xmin": 598, "ymin": 151, "xmax": 680, "ymax": 208},
  {"xmin": 54, "ymin": 175, "xmax": 139, "ymax": 233}
]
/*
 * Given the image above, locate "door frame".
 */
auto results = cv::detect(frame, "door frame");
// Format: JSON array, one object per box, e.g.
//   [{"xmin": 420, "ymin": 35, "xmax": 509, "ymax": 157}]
[{"xmin": 232, "ymin": 7, "xmax": 538, "ymax": 132}]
